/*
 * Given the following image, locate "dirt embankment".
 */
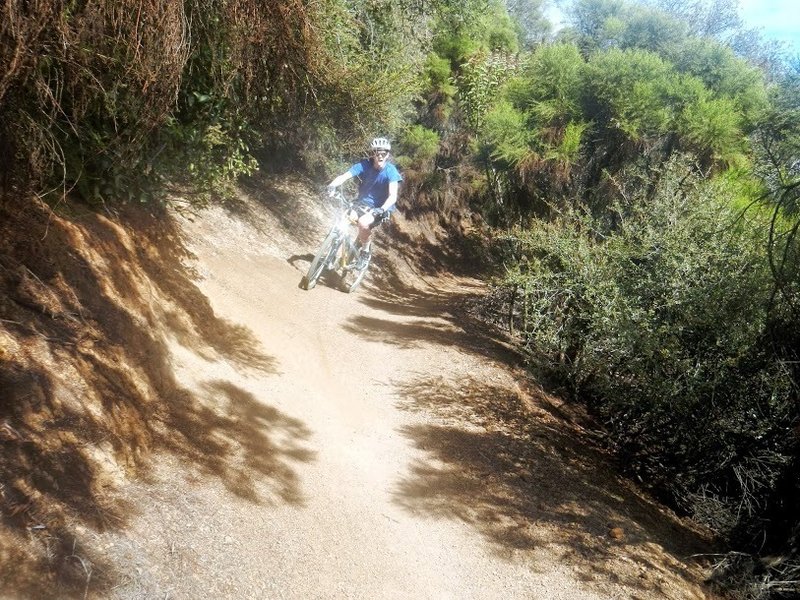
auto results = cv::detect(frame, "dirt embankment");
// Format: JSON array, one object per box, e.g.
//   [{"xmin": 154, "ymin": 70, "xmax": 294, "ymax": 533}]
[{"xmin": 1, "ymin": 175, "xmax": 715, "ymax": 599}]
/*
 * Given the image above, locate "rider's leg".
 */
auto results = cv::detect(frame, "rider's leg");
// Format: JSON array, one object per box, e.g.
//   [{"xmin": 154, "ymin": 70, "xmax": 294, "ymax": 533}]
[
  {"xmin": 357, "ymin": 212, "xmax": 376, "ymax": 249},
  {"xmin": 355, "ymin": 213, "xmax": 378, "ymax": 268}
]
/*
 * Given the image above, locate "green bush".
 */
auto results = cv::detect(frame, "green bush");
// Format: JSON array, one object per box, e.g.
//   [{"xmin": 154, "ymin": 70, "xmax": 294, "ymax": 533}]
[
  {"xmin": 424, "ymin": 53, "xmax": 457, "ymax": 99},
  {"xmin": 458, "ymin": 51, "xmax": 521, "ymax": 131},
  {"xmin": 479, "ymin": 101, "xmax": 531, "ymax": 167},
  {"xmin": 433, "ymin": 0, "xmax": 520, "ymax": 65},
  {"xmin": 506, "ymin": 43, "xmax": 586, "ymax": 123},
  {"xmin": 584, "ymin": 48, "xmax": 676, "ymax": 139},
  {"xmin": 494, "ymin": 158, "xmax": 797, "ymax": 536},
  {"xmin": 679, "ymin": 95, "xmax": 747, "ymax": 166},
  {"xmin": 544, "ymin": 121, "xmax": 588, "ymax": 163},
  {"xmin": 397, "ymin": 125, "xmax": 440, "ymax": 167},
  {"xmin": 667, "ymin": 37, "xmax": 768, "ymax": 129}
]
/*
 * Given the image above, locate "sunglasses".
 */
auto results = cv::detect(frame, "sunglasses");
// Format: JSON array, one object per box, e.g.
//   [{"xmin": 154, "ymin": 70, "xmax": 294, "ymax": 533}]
[{"xmin": 373, "ymin": 150, "xmax": 389, "ymax": 158}]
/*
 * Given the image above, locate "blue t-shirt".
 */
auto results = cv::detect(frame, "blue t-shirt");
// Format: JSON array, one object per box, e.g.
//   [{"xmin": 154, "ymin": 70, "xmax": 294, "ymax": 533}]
[{"xmin": 348, "ymin": 159, "xmax": 403, "ymax": 210}]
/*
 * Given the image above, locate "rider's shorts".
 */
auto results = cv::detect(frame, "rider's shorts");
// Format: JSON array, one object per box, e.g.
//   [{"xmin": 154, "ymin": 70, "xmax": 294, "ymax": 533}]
[{"xmin": 356, "ymin": 202, "xmax": 391, "ymax": 229}]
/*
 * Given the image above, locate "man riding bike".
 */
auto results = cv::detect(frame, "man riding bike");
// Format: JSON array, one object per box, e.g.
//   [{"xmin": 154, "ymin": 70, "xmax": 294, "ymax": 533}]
[{"xmin": 327, "ymin": 137, "xmax": 402, "ymax": 268}]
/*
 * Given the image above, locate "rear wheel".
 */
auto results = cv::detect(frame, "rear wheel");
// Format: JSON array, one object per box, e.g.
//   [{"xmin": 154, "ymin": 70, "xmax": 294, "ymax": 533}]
[{"xmin": 302, "ymin": 231, "xmax": 340, "ymax": 290}]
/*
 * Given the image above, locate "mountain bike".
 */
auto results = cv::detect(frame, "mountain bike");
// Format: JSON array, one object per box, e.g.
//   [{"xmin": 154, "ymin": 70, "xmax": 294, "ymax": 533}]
[{"xmin": 301, "ymin": 190, "xmax": 381, "ymax": 293}]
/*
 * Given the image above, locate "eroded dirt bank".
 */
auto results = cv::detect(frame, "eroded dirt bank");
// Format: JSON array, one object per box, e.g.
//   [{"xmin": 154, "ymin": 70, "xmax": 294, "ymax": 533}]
[{"xmin": 1, "ymin": 178, "xmax": 714, "ymax": 599}]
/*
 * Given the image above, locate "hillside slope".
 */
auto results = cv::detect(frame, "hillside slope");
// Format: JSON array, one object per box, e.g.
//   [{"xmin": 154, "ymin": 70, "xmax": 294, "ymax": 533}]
[{"xmin": 0, "ymin": 176, "xmax": 713, "ymax": 599}]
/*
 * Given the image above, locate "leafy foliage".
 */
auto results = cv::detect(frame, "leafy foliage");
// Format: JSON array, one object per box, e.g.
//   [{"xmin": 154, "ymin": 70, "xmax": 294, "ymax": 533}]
[
  {"xmin": 395, "ymin": 125, "xmax": 441, "ymax": 170},
  {"xmin": 433, "ymin": 0, "xmax": 521, "ymax": 65},
  {"xmin": 667, "ymin": 38, "xmax": 768, "ymax": 127},
  {"xmin": 493, "ymin": 159, "xmax": 797, "ymax": 540},
  {"xmin": 508, "ymin": 43, "xmax": 586, "ymax": 122},
  {"xmin": 506, "ymin": 0, "xmax": 552, "ymax": 48},
  {"xmin": 458, "ymin": 51, "xmax": 521, "ymax": 132},
  {"xmin": 584, "ymin": 48, "xmax": 676, "ymax": 139},
  {"xmin": 680, "ymin": 95, "xmax": 746, "ymax": 165},
  {"xmin": 753, "ymin": 65, "xmax": 800, "ymax": 199},
  {"xmin": 0, "ymin": 0, "xmax": 332, "ymax": 203},
  {"xmin": 479, "ymin": 101, "xmax": 531, "ymax": 167},
  {"xmin": 568, "ymin": 0, "xmax": 690, "ymax": 55},
  {"xmin": 546, "ymin": 121, "xmax": 587, "ymax": 163},
  {"xmin": 0, "ymin": 0, "xmax": 454, "ymax": 203}
]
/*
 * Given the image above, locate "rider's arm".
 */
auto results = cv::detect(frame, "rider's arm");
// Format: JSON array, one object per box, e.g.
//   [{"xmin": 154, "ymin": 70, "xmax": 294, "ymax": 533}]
[
  {"xmin": 379, "ymin": 181, "xmax": 399, "ymax": 211},
  {"xmin": 328, "ymin": 171, "xmax": 354, "ymax": 189}
]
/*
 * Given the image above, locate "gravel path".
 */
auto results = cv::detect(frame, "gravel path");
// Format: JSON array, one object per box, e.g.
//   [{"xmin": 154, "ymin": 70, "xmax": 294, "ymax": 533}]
[{"xmin": 90, "ymin": 181, "xmax": 713, "ymax": 599}]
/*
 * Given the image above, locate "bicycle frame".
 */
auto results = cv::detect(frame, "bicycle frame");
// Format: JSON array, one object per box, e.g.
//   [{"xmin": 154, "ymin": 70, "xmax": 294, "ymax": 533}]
[
  {"xmin": 302, "ymin": 191, "xmax": 371, "ymax": 292},
  {"xmin": 327, "ymin": 192, "xmax": 361, "ymax": 267}
]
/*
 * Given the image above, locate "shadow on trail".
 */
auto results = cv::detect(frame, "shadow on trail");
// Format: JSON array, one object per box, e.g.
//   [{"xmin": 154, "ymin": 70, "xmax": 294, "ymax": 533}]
[
  {"xmin": 345, "ymin": 249, "xmax": 520, "ymax": 366},
  {"xmin": 163, "ymin": 380, "xmax": 314, "ymax": 505},
  {"xmin": 394, "ymin": 376, "xmax": 710, "ymax": 596},
  {"xmin": 0, "ymin": 197, "xmax": 312, "ymax": 598},
  {"xmin": 341, "ymin": 230, "xmax": 711, "ymax": 596}
]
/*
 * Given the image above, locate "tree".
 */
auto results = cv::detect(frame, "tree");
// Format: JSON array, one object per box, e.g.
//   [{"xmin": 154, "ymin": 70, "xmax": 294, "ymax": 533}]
[
  {"xmin": 644, "ymin": 0, "xmax": 741, "ymax": 40},
  {"xmin": 505, "ymin": 0, "xmax": 552, "ymax": 48}
]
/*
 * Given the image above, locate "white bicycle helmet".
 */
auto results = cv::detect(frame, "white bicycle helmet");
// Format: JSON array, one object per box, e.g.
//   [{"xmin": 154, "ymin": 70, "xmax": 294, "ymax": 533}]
[{"xmin": 370, "ymin": 137, "xmax": 391, "ymax": 152}]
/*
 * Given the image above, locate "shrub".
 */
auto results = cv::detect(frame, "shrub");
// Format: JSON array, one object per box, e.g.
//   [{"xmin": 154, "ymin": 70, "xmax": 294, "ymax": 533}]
[
  {"xmin": 509, "ymin": 44, "xmax": 586, "ymax": 116},
  {"xmin": 479, "ymin": 101, "xmax": 531, "ymax": 167},
  {"xmin": 0, "ymin": 0, "xmax": 328, "ymax": 203},
  {"xmin": 396, "ymin": 125, "xmax": 440, "ymax": 169},
  {"xmin": 584, "ymin": 48, "xmax": 676, "ymax": 139},
  {"xmin": 494, "ymin": 158, "xmax": 797, "ymax": 539}
]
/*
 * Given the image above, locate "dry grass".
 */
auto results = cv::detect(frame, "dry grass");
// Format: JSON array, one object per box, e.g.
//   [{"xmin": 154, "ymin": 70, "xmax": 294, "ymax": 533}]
[{"xmin": 0, "ymin": 0, "xmax": 325, "ymax": 196}]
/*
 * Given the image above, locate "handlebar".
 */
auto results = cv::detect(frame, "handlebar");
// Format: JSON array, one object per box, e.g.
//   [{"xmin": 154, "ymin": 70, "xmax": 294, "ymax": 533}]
[
  {"xmin": 327, "ymin": 189, "xmax": 383, "ymax": 216},
  {"xmin": 327, "ymin": 188, "xmax": 351, "ymax": 206}
]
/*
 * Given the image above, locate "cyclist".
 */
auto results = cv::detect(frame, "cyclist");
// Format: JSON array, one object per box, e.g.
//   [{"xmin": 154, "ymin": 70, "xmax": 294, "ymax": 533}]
[{"xmin": 327, "ymin": 137, "xmax": 402, "ymax": 268}]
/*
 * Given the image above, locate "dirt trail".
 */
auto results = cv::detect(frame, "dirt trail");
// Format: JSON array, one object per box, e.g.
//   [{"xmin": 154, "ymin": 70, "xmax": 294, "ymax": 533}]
[{"xmin": 84, "ymin": 180, "xmax": 712, "ymax": 599}]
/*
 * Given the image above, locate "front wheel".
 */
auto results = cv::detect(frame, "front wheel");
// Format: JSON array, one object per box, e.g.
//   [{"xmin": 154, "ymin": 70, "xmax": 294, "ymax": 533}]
[
  {"xmin": 342, "ymin": 255, "xmax": 370, "ymax": 293},
  {"xmin": 302, "ymin": 231, "xmax": 340, "ymax": 290}
]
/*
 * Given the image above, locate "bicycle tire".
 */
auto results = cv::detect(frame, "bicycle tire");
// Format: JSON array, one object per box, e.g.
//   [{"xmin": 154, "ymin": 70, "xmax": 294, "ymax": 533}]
[
  {"xmin": 302, "ymin": 230, "xmax": 340, "ymax": 290},
  {"xmin": 343, "ymin": 255, "xmax": 370, "ymax": 293}
]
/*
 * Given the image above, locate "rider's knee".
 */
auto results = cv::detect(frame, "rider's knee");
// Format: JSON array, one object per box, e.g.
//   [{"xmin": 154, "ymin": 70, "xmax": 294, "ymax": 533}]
[{"xmin": 358, "ymin": 213, "xmax": 375, "ymax": 228}]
